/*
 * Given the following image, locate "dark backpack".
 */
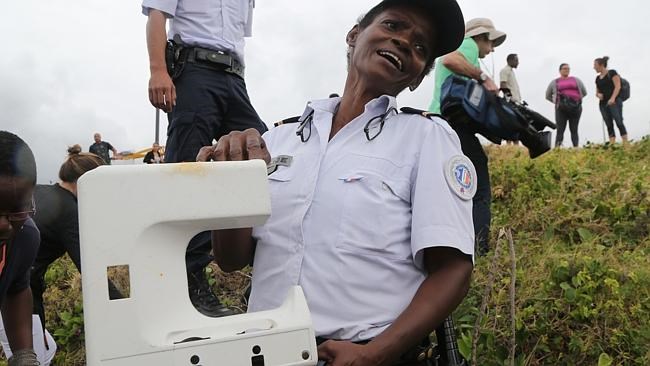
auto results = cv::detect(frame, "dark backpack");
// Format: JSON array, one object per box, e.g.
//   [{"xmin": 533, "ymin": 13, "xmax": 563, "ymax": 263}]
[
  {"xmin": 620, "ymin": 78, "xmax": 630, "ymax": 101},
  {"xmin": 607, "ymin": 71, "xmax": 630, "ymax": 102}
]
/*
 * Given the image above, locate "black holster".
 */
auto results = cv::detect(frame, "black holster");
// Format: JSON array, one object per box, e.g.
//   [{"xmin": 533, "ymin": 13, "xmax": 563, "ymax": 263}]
[
  {"xmin": 165, "ymin": 39, "xmax": 176, "ymax": 76},
  {"xmin": 165, "ymin": 36, "xmax": 186, "ymax": 79}
]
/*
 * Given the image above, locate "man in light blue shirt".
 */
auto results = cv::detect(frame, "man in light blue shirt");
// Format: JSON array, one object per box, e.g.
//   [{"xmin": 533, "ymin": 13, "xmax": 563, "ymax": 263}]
[{"xmin": 142, "ymin": 0, "xmax": 267, "ymax": 317}]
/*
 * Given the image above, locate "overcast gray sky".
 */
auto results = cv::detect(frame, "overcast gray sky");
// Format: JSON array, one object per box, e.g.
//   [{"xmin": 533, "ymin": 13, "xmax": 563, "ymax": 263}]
[{"xmin": 2, "ymin": 0, "xmax": 649, "ymax": 183}]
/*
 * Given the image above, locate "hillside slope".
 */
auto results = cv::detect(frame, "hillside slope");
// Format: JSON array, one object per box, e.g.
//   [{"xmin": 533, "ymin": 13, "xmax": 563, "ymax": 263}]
[{"xmin": 457, "ymin": 138, "xmax": 650, "ymax": 365}]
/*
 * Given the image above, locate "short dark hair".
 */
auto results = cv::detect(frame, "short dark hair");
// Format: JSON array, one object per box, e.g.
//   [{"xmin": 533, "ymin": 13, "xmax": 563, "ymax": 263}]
[
  {"xmin": 0, "ymin": 131, "xmax": 37, "ymax": 184},
  {"xmin": 59, "ymin": 144, "xmax": 105, "ymax": 183},
  {"xmin": 559, "ymin": 63, "xmax": 569, "ymax": 71},
  {"xmin": 594, "ymin": 56, "xmax": 609, "ymax": 68},
  {"xmin": 357, "ymin": 2, "xmax": 436, "ymax": 75},
  {"xmin": 507, "ymin": 54, "xmax": 518, "ymax": 63}
]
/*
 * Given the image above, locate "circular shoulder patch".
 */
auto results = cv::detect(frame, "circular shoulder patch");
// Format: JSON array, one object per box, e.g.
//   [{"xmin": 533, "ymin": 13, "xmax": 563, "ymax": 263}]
[{"xmin": 444, "ymin": 155, "xmax": 477, "ymax": 200}]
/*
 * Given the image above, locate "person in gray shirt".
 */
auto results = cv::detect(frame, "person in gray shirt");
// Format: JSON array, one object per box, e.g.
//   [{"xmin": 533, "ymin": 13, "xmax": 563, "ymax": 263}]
[{"xmin": 88, "ymin": 133, "xmax": 118, "ymax": 165}]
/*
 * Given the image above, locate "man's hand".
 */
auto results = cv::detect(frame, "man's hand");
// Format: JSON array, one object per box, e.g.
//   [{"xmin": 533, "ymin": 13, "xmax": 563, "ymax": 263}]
[
  {"xmin": 196, "ymin": 128, "xmax": 270, "ymax": 164},
  {"xmin": 483, "ymin": 78, "xmax": 499, "ymax": 93},
  {"xmin": 317, "ymin": 340, "xmax": 384, "ymax": 366},
  {"xmin": 596, "ymin": 92, "xmax": 604, "ymax": 101},
  {"xmin": 607, "ymin": 98, "xmax": 616, "ymax": 106},
  {"xmin": 148, "ymin": 69, "xmax": 176, "ymax": 112}
]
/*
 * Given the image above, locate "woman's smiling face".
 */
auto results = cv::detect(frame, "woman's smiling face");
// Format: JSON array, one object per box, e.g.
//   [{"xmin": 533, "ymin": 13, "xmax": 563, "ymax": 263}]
[{"xmin": 346, "ymin": 5, "xmax": 435, "ymax": 96}]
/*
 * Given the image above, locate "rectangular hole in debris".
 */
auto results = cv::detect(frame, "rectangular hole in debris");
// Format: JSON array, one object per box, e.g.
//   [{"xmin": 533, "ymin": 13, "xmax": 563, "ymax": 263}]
[
  {"xmin": 107, "ymin": 265, "xmax": 130, "ymax": 300},
  {"xmin": 251, "ymin": 355, "xmax": 265, "ymax": 366}
]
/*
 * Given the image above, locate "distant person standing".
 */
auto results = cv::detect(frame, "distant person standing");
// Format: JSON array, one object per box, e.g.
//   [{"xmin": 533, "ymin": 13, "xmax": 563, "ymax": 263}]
[
  {"xmin": 499, "ymin": 53, "xmax": 521, "ymax": 145},
  {"xmin": 499, "ymin": 53, "xmax": 521, "ymax": 103},
  {"xmin": 545, "ymin": 63, "xmax": 588, "ymax": 147},
  {"xmin": 594, "ymin": 56, "xmax": 628, "ymax": 144},
  {"xmin": 89, "ymin": 133, "xmax": 118, "ymax": 165},
  {"xmin": 142, "ymin": 0, "xmax": 267, "ymax": 317},
  {"xmin": 143, "ymin": 142, "xmax": 164, "ymax": 164}
]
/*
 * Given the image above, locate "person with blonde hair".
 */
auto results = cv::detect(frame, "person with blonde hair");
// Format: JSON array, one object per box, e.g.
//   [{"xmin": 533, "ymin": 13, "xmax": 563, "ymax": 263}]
[
  {"xmin": 29, "ymin": 145, "xmax": 122, "ymax": 337},
  {"xmin": 143, "ymin": 142, "xmax": 164, "ymax": 164}
]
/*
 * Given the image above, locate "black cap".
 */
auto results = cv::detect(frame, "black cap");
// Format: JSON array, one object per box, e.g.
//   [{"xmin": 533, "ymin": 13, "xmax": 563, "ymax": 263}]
[{"xmin": 366, "ymin": 0, "xmax": 465, "ymax": 58}]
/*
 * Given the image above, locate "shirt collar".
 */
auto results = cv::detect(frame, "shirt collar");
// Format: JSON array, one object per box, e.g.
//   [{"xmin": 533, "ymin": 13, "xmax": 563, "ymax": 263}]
[{"xmin": 299, "ymin": 95, "xmax": 398, "ymax": 121}]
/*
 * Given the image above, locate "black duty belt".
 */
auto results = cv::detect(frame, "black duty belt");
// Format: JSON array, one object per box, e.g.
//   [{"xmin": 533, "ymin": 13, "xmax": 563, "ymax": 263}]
[{"xmin": 185, "ymin": 47, "xmax": 245, "ymax": 79}]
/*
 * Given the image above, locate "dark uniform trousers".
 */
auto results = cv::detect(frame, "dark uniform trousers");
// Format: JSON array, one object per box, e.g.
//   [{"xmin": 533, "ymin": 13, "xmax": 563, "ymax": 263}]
[
  {"xmin": 165, "ymin": 62, "xmax": 268, "ymax": 273},
  {"xmin": 454, "ymin": 127, "xmax": 491, "ymax": 255}
]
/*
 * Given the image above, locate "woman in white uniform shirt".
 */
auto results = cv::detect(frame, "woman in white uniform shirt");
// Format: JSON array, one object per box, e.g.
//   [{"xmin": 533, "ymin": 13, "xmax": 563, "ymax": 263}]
[{"xmin": 198, "ymin": 1, "xmax": 474, "ymax": 365}]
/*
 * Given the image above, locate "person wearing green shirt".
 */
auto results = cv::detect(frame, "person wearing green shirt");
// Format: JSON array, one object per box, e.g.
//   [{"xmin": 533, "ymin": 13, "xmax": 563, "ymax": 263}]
[{"xmin": 428, "ymin": 18, "xmax": 506, "ymax": 256}]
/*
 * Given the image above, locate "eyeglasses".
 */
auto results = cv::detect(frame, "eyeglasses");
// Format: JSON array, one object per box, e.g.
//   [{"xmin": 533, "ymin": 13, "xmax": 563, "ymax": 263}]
[
  {"xmin": 0, "ymin": 198, "xmax": 36, "ymax": 223},
  {"xmin": 296, "ymin": 107, "xmax": 398, "ymax": 143},
  {"xmin": 364, "ymin": 107, "xmax": 397, "ymax": 141},
  {"xmin": 296, "ymin": 110, "xmax": 315, "ymax": 143}
]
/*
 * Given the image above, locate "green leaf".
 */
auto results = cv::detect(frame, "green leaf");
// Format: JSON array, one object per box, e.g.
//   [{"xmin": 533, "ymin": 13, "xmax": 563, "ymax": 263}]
[
  {"xmin": 598, "ymin": 352, "xmax": 613, "ymax": 366},
  {"xmin": 577, "ymin": 228, "xmax": 594, "ymax": 242},
  {"xmin": 458, "ymin": 332, "xmax": 472, "ymax": 360},
  {"xmin": 564, "ymin": 287, "xmax": 577, "ymax": 302}
]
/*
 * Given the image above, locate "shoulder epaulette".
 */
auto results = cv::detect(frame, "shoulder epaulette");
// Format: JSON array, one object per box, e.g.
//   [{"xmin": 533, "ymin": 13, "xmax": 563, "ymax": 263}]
[
  {"xmin": 273, "ymin": 116, "xmax": 300, "ymax": 127},
  {"xmin": 399, "ymin": 107, "xmax": 446, "ymax": 120}
]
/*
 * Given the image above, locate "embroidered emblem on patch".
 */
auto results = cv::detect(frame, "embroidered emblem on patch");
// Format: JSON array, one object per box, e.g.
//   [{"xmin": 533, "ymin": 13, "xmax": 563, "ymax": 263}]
[{"xmin": 444, "ymin": 155, "xmax": 477, "ymax": 200}]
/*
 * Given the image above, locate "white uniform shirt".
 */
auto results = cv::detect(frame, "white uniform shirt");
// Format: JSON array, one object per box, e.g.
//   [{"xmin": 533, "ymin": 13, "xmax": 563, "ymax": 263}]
[
  {"xmin": 499, "ymin": 65, "xmax": 522, "ymax": 103},
  {"xmin": 142, "ymin": 0, "xmax": 254, "ymax": 64},
  {"xmin": 249, "ymin": 96, "xmax": 475, "ymax": 342}
]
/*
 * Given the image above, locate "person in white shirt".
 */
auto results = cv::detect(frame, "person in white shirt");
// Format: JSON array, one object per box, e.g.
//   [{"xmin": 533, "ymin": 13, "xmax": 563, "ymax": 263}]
[
  {"xmin": 499, "ymin": 53, "xmax": 521, "ymax": 103},
  {"xmin": 499, "ymin": 53, "xmax": 521, "ymax": 145},
  {"xmin": 142, "ymin": 0, "xmax": 268, "ymax": 317},
  {"xmin": 198, "ymin": 0, "xmax": 475, "ymax": 365}
]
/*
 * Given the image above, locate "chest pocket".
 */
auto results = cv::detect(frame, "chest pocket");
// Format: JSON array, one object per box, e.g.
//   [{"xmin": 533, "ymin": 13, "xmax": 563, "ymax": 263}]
[
  {"xmin": 336, "ymin": 171, "xmax": 413, "ymax": 262},
  {"xmin": 254, "ymin": 165, "xmax": 295, "ymax": 247},
  {"xmin": 267, "ymin": 166, "xmax": 294, "ymax": 205}
]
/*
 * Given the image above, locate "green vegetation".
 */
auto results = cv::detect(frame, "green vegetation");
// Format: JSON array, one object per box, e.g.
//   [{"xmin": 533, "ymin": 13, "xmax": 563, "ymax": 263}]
[
  {"xmin": 456, "ymin": 138, "xmax": 650, "ymax": 365},
  {"xmin": 1, "ymin": 138, "xmax": 648, "ymax": 365}
]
